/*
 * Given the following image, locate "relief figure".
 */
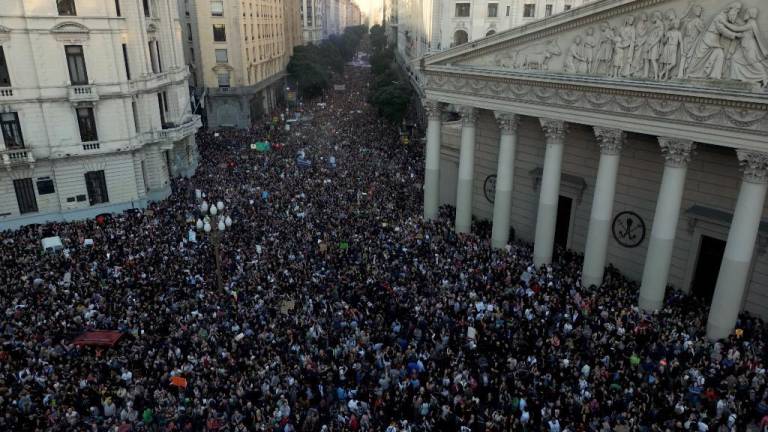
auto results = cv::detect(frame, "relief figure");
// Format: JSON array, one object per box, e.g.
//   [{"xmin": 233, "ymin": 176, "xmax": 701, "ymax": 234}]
[
  {"xmin": 723, "ymin": 8, "xmax": 768, "ymax": 87},
  {"xmin": 685, "ymin": 2, "xmax": 743, "ymax": 80}
]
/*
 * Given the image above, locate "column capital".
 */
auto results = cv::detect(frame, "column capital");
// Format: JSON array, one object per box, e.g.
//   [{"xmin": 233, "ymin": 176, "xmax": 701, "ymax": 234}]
[
  {"xmin": 539, "ymin": 118, "xmax": 567, "ymax": 142},
  {"xmin": 494, "ymin": 112, "xmax": 519, "ymax": 134},
  {"xmin": 459, "ymin": 106, "xmax": 478, "ymax": 126},
  {"xmin": 658, "ymin": 137, "xmax": 695, "ymax": 167},
  {"xmin": 593, "ymin": 127, "xmax": 624, "ymax": 155},
  {"xmin": 737, "ymin": 150, "xmax": 768, "ymax": 184},
  {"xmin": 424, "ymin": 100, "xmax": 442, "ymax": 120}
]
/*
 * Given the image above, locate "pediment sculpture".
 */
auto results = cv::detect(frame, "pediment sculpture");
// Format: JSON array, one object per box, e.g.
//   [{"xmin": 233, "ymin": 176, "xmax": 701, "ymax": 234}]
[
  {"xmin": 51, "ymin": 22, "xmax": 90, "ymax": 43},
  {"xmin": 482, "ymin": 1, "xmax": 768, "ymax": 89}
]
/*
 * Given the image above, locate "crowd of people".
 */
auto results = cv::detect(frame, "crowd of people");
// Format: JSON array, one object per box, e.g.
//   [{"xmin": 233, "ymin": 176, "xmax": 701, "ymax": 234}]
[{"xmin": 0, "ymin": 64, "xmax": 767, "ymax": 432}]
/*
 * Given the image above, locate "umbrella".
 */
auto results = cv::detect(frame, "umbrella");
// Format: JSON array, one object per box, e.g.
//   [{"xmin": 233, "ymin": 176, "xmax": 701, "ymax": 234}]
[{"xmin": 251, "ymin": 141, "xmax": 270, "ymax": 152}]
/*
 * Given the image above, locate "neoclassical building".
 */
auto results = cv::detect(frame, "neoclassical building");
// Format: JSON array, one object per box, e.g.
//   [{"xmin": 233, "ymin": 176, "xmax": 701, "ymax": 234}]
[
  {"xmin": 421, "ymin": 0, "xmax": 768, "ymax": 340},
  {"xmin": 0, "ymin": 0, "xmax": 200, "ymax": 230}
]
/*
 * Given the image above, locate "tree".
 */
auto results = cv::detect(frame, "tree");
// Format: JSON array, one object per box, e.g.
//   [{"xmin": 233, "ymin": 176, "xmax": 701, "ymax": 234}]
[
  {"xmin": 370, "ymin": 24, "xmax": 387, "ymax": 53},
  {"xmin": 371, "ymin": 83, "xmax": 411, "ymax": 123}
]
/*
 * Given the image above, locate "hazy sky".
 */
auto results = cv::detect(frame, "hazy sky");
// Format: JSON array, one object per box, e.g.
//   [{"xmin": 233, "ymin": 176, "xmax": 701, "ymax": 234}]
[{"xmin": 355, "ymin": 0, "xmax": 383, "ymax": 17}]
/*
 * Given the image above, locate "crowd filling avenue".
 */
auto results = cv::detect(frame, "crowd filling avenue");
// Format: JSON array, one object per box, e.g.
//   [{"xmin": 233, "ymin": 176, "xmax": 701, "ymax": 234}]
[{"xmin": 0, "ymin": 64, "xmax": 765, "ymax": 431}]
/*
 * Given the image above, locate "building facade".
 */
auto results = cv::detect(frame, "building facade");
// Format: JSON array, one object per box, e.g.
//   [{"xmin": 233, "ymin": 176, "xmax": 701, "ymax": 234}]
[
  {"xmin": 181, "ymin": 0, "xmax": 297, "ymax": 128},
  {"xmin": 391, "ymin": 0, "xmax": 594, "ymax": 102},
  {"xmin": 0, "ymin": 0, "xmax": 200, "ymax": 230},
  {"xmin": 302, "ymin": 0, "xmax": 324, "ymax": 43},
  {"xmin": 420, "ymin": 0, "xmax": 768, "ymax": 340},
  {"xmin": 346, "ymin": 2, "xmax": 362, "ymax": 27}
]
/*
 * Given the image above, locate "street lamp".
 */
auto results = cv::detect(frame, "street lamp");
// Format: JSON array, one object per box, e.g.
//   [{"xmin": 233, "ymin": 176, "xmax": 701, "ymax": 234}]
[{"xmin": 194, "ymin": 198, "xmax": 233, "ymax": 291}]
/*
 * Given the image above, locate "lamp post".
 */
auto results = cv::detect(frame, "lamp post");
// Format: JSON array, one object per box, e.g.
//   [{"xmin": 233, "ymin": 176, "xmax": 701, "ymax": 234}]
[{"xmin": 195, "ymin": 199, "xmax": 233, "ymax": 291}]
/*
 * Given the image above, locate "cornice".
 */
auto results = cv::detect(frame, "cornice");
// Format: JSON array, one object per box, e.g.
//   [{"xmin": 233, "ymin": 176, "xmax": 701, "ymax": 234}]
[{"xmin": 424, "ymin": 68, "xmax": 768, "ymax": 110}]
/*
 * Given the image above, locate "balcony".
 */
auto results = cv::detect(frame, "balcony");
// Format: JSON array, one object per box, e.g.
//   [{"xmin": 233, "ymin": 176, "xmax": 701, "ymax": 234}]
[
  {"xmin": 1, "ymin": 148, "xmax": 35, "ymax": 169},
  {"xmin": 0, "ymin": 88, "xmax": 13, "ymax": 98},
  {"xmin": 143, "ymin": 115, "xmax": 202, "ymax": 145},
  {"xmin": 68, "ymin": 85, "xmax": 99, "ymax": 102}
]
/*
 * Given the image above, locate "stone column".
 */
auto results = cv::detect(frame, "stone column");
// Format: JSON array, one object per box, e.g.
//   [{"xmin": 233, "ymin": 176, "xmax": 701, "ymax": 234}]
[
  {"xmin": 581, "ymin": 127, "xmax": 625, "ymax": 288},
  {"xmin": 491, "ymin": 113, "xmax": 520, "ymax": 249},
  {"xmin": 423, "ymin": 100, "xmax": 443, "ymax": 220},
  {"xmin": 638, "ymin": 138, "xmax": 695, "ymax": 311},
  {"xmin": 455, "ymin": 107, "xmax": 478, "ymax": 234},
  {"xmin": 533, "ymin": 119, "xmax": 568, "ymax": 266},
  {"xmin": 707, "ymin": 150, "xmax": 768, "ymax": 340}
]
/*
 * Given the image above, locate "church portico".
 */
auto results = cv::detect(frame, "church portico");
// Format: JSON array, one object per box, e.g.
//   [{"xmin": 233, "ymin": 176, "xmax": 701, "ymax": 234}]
[{"xmin": 419, "ymin": 0, "xmax": 768, "ymax": 339}]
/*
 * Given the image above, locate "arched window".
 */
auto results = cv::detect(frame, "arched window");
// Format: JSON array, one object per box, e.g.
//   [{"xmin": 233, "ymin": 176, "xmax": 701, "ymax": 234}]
[
  {"xmin": 453, "ymin": 30, "xmax": 468, "ymax": 46},
  {"xmin": 486, "ymin": 30, "xmax": 496, "ymax": 37}
]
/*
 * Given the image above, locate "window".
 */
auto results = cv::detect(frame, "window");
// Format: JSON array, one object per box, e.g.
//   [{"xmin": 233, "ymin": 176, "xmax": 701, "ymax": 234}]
[
  {"xmin": 215, "ymin": 49, "xmax": 228, "ymax": 63},
  {"xmin": 545, "ymin": 4, "xmax": 552, "ymax": 16},
  {"xmin": 213, "ymin": 24, "xmax": 226, "ymax": 42},
  {"xmin": 14, "ymin": 179, "xmax": 38, "ymax": 214},
  {"xmin": 122, "ymin": 43, "xmax": 131, "ymax": 80},
  {"xmin": 0, "ymin": 47, "xmax": 10, "ymax": 87},
  {"xmin": 85, "ymin": 170, "xmax": 109, "ymax": 205},
  {"xmin": 132, "ymin": 101, "xmax": 140, "ymax": 132},
  {"xmin": 487, "ymin": 3, "xmax": 498, "ymax": 17},
  {"xmin": 455, "ymin": 3, "xmax": 470, "ymax": 17},
  {"xmin": 217, "ymin": 71, "xmax": 230, "ymax": 88},
  {"xmin": 506, "ymin": 5, "xmax": 510, "ymax": 16},
  {"xmin": 453, "ymin": 30, "xmax": 468, "ymax": 47},
  {"xmin": 115, "ymin": 0, "xmax": 121, "ymax": 16},
  {"xmin": 36, "ymin": 177, "xmax": 55, "ymax": 195},
  {"xmin": 157, "ymin": 93, "xmax": 167, "ymax": 127},
  {"xmin": 211, "ymin": 0, "xmax": 224, "ymax": 16},
  {"xmin": 563, "ymin": 4, "xmax": 572, "ymax": 11},
  {"xmin": 143, "ymin": 0, "xmax": 151, "ymax": 17},
  {"xmin": 187, "ymin": 23, "xmax": 193, "ymax": 41},
  {"xmin": 65, "ymin": 45, "xmax": 88, "ymax": 85},
  {"xmin": 148, "ymin": 41, "xmax": 162, "ymax": 73},
  {"xmin": 57, "ymin": 0, "xmax": 77, "ymax": 16},
  {"xmin": 523, "ymin": 4, "xmax": 536, "ymax": 17},
  {"xmin": 0, "ymin": 113, "xmax": 23, "ymax": 149},
  {"xmin": 155, "ymin": 41, "xmax": 162, "ymax": 72},
  {"xmin": 76, "ymin": 107, "xmax": 98, "ymax": 142}
]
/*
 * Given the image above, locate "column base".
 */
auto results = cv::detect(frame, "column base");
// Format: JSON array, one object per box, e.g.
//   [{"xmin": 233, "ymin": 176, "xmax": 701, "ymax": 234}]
[
  {"xmin": 706, "ymin": 321, "xmax": 733, "ymax": 341},
  {"xmin": 491, "ymin": 237, "xmax": 508, "ymax": 249},
  {"xmin": 455, "ymin": 178, "xmax": 473, "ymax": 234},
  {"xmin": 581, "ymin": 274, "xmax": 603, "ymax": 289},
  {"xmin": 423, "ymin": 168, "xmax": 440, "ymax": 220},
  {"xmin": 638, "ymin": 295, "xmax": 663, "ymax": 312}
]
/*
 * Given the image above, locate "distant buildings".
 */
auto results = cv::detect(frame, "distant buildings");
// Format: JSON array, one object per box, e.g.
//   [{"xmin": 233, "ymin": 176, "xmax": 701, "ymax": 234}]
[
  {"xmin": 180, "ymin": 0, "xmax": 303, "ymax": 128},
  {"xmin": 0, "ymin": 0, "xmax": 200, "ymax": 230},
  {"xmin": 387, "ymin": 0, "xmax": 595, "ymax": 97}
]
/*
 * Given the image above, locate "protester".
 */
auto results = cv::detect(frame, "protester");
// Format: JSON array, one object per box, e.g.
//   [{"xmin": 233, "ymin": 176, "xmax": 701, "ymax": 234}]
[{"xmin": 0, "ymin": 65, "xmax": 763, "ymax": 432}]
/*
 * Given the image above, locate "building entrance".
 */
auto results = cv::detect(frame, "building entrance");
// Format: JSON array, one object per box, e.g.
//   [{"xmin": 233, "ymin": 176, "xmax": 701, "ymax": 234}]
[
  {"xmin": 691, "ymin": 235, "xmax": 726, "ymax": 303},
  {"xmin": 554, "ymin": 195, "xmax": 573, "ymax": 249}
]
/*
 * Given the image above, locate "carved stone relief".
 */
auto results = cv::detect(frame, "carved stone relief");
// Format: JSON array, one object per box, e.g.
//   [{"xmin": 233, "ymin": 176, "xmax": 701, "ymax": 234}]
[{"xmin": 484, "ymin": 1, "xmax": 768, "ymax": 89}]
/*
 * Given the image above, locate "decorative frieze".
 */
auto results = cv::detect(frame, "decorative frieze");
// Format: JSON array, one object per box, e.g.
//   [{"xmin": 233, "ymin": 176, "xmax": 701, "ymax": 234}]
[
  {"xmin": 658, "ymin": 137, "xmax": 695, "ymax": 167},
  {"xmin": 423, "ymin": 71, "xmax": 768, "ymax": 134}
]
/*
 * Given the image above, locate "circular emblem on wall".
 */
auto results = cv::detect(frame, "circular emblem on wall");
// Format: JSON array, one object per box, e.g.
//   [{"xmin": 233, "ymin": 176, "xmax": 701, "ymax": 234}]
[
  {"xmin": 484, "ymin": 175, "xmax": 496, "ymax": 203},
  {"xmin": 612, "ymin": 211, "xmax": 646, "ymax": 248}
]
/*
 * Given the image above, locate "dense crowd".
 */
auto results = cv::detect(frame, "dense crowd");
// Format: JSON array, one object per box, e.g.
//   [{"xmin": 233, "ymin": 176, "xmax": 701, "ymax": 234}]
[{"xmin": 0, "ymin": 65, "xmax": 767, "ymax": 432}]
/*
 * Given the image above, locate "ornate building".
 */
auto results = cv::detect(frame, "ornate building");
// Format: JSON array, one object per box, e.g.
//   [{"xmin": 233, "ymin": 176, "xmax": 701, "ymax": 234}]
[
  {"xmin": 181, "ymin": 0, "xmax": 300, "ymax": 128},
  {"xmin": 302, "ymin": 0, "xmax": 324, "ymax": 43},
  {"xmin": 0, "ymin": 0, "xmax": 200, "ymax": 230},
  {"xmin": 421, "ymin": 0, "xmax": 768, "ymax": 340}
]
